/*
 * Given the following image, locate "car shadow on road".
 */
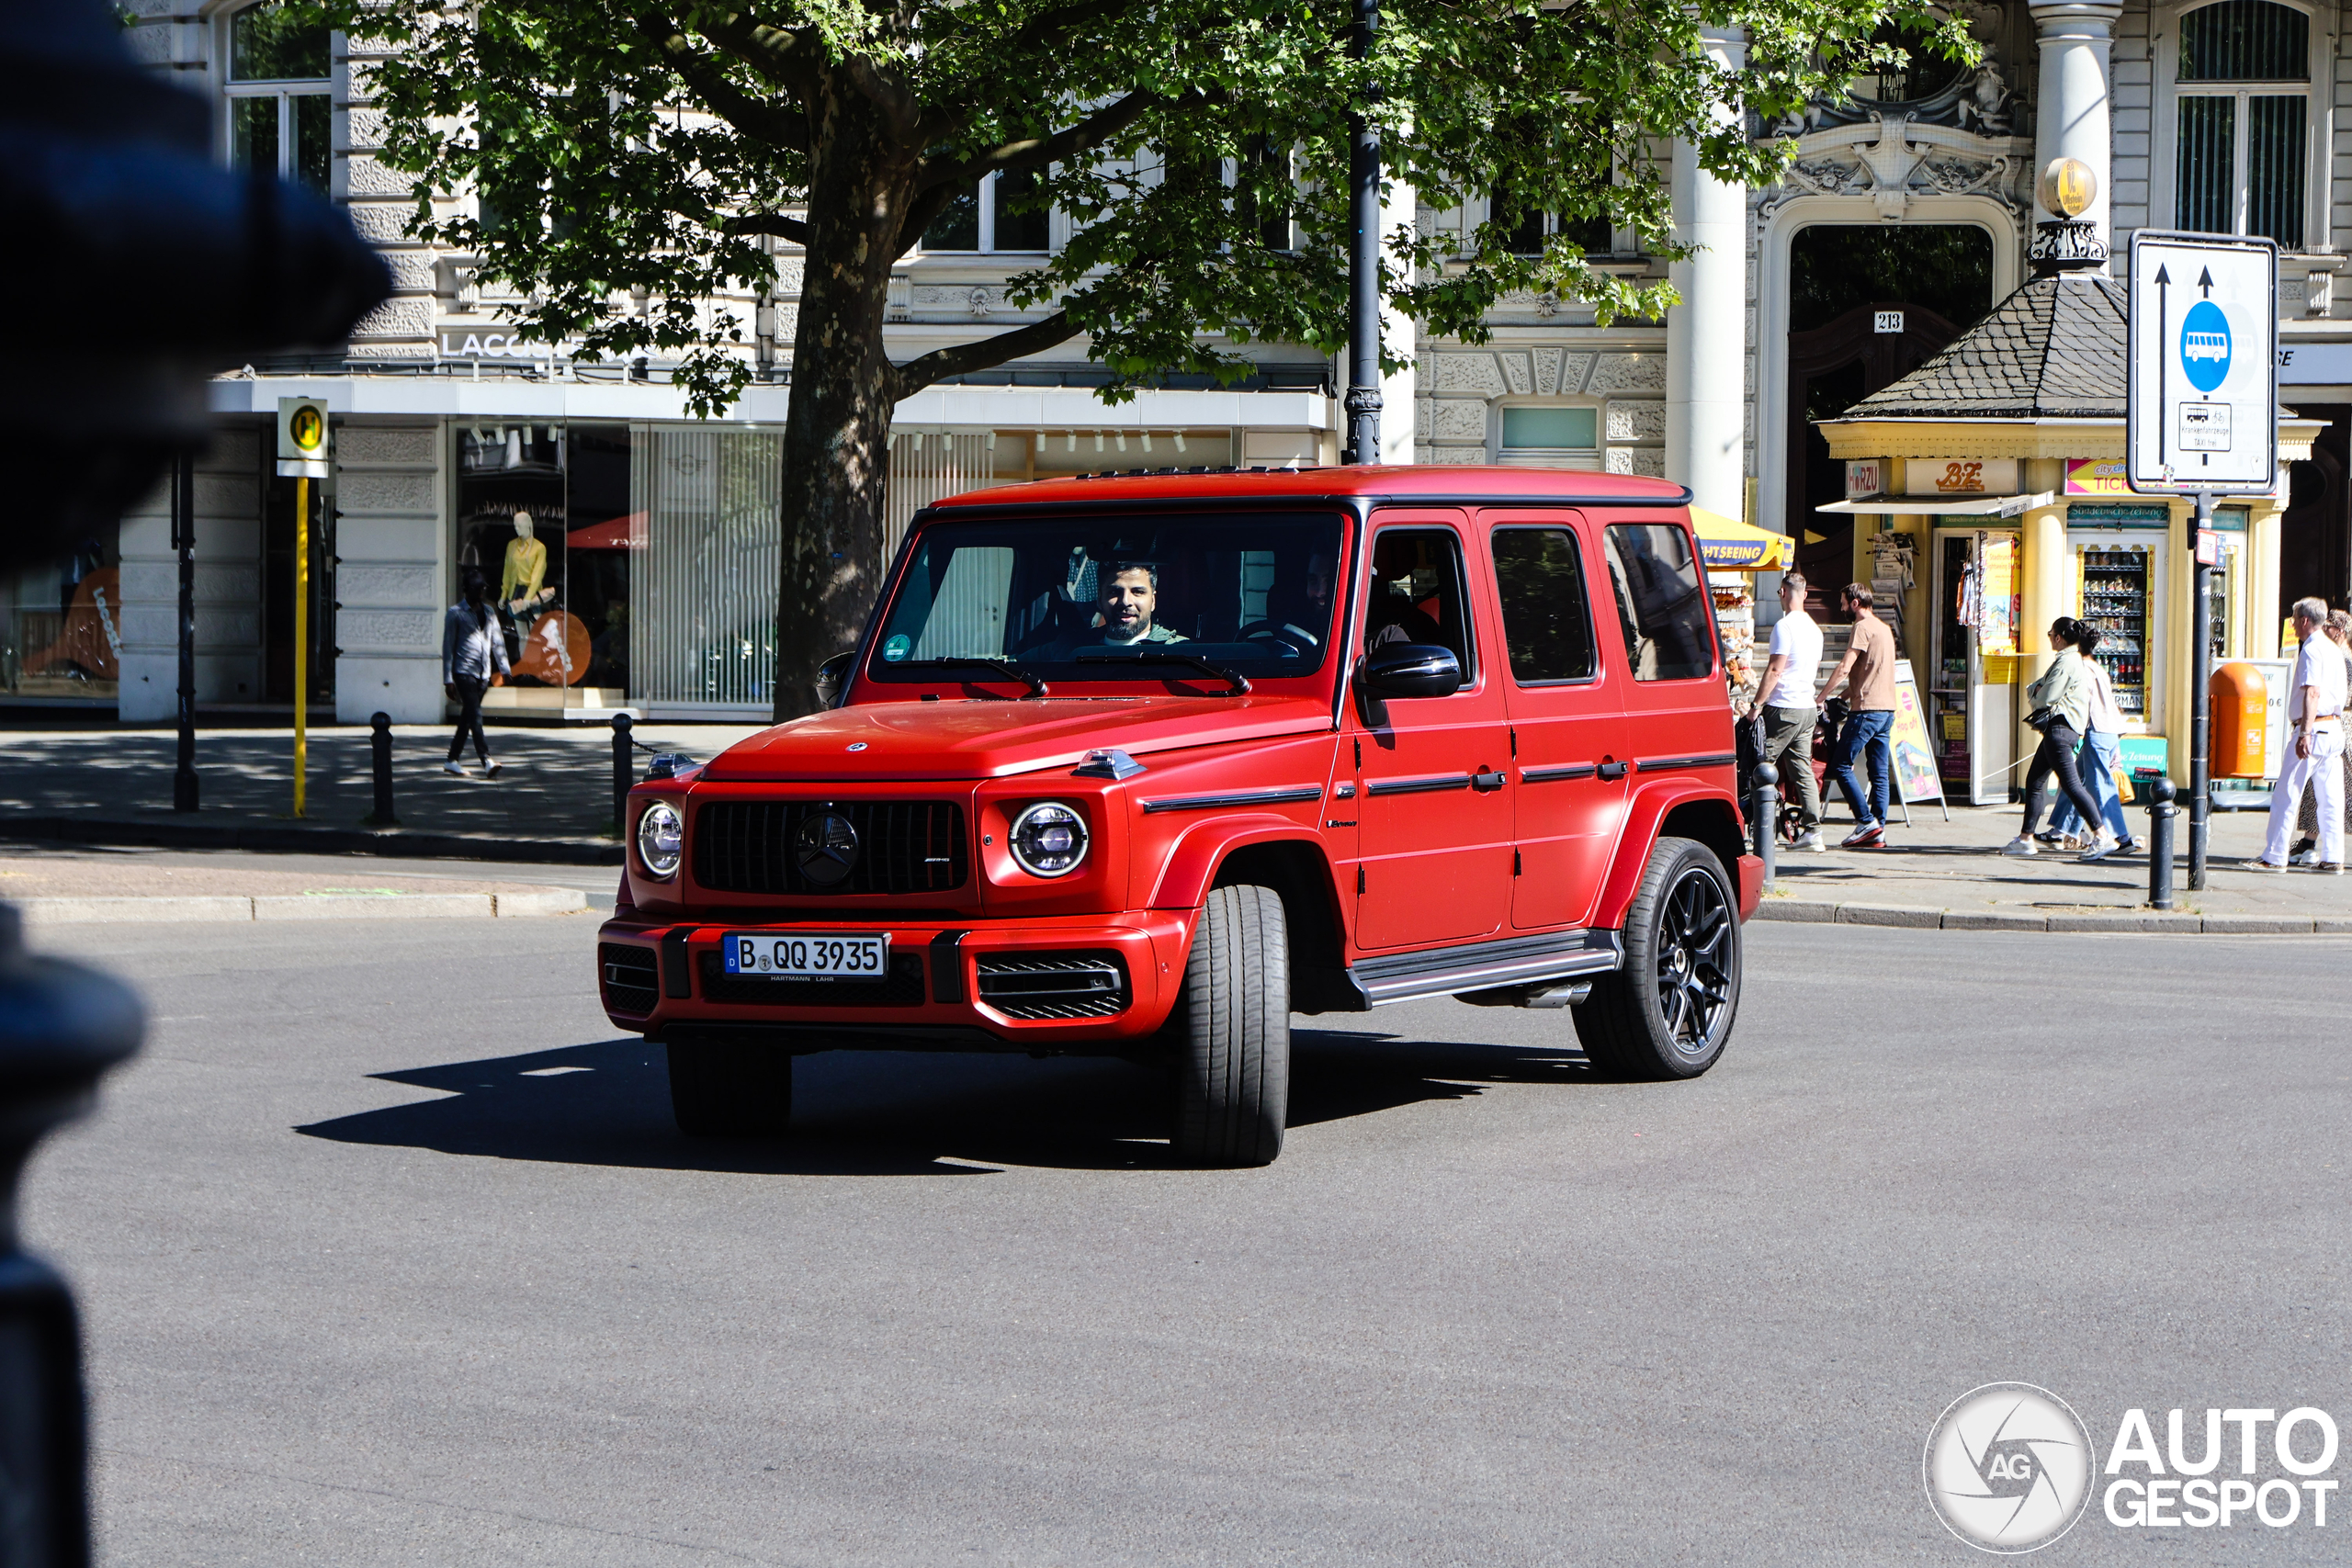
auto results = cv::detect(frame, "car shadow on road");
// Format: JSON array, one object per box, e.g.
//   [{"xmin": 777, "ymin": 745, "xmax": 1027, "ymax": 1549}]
[{"xmin": 292, "ymin": 1025, "xmax": 1600, "ymax": 1175}]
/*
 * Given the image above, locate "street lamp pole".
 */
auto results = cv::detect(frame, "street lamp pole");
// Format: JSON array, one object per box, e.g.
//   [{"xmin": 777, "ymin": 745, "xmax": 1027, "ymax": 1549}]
[
  {"xmin": 1344, "ymin": 0, "xmax": 1381, "ymax": 466},
  {"xmin": 171, "ymin": 454, "xmax": 198, "ymax": 812}
]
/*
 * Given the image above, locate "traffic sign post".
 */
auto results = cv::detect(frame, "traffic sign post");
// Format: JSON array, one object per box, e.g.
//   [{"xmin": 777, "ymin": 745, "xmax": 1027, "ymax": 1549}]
[
  {"xmin": 2125, "ymin": 232, "xmax": 2278, "ymax": 891},
  {"xmin": 277, "ymin": 398, "xmax": 330, "ymax": 819}
]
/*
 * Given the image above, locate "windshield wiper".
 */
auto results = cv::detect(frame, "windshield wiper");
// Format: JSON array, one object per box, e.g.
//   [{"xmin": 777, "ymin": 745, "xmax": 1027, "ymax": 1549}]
[
  {"xmin": 1075, "ymin": 648, "xmax": 1251, "ymax": 696},
  {"xmin": 895, "ymin": 657, "xmax": 1047, "ymax": 698}
]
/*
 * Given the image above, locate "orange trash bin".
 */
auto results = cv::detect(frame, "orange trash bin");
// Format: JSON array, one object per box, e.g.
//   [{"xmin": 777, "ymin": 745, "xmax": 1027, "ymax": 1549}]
[{"xmin": 2210, "ymin": 662, "xmax": 2268, "ymax": 777}]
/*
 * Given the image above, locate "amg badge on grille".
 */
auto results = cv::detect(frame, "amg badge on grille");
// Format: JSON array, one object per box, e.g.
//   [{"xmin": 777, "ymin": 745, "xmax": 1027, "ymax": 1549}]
[{"xmin": 795, "ymin": 811, "xmax": 860, "ymax": 886}]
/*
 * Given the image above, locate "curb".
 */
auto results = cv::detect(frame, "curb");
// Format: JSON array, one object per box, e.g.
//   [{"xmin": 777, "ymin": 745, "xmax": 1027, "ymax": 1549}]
[
  {"xmin": 0, "ymin": 816, "xmax": 622, "ymax": 866},
  {"xmin": 1754, "ymin": 899, "xmax": 2352, "ymax": 934},
  {"xmin": 17, "ymin": 888, "xmax": 590, "ymax": 924}
]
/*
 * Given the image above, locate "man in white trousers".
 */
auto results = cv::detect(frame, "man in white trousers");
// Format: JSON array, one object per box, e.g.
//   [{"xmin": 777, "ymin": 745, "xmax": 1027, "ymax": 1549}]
[{"xmin": 2251, "ymin": 597, "xmax": 2347, "ymax": 873}]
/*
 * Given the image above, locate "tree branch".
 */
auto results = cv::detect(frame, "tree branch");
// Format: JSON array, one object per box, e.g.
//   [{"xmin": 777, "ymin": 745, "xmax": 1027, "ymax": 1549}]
[
  {"xmin": 725, "ymin": 212, "xmax": 812, "ymax": 245},
  {"xmin": 888, "ymin": 309, "xmax": 1082, "ymax": 399},
  {"xmin": 695, "ymin": 12, "xmax": 824, "ymax": 96},
  {"xmin": 629, "ymin": 9, "xmax": 809, "ymax": 154},
  {"xmin": 921, "ymin": 87, "xmax": 1169, "ymax": 190}
]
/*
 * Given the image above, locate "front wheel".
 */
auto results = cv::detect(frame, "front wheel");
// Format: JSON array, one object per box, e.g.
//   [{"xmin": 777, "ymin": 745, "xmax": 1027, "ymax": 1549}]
[
  {"xmin": 667, "ymin": 1037, "xmax": 793, "ymax": 1137},
  {"xmin": 1574, "ymin": 836, "xmax": 1741, "ymax": 1079},
  {"xmin": 1168, "ymin": 884, "xmax": 1291, "ymax": 1167}
]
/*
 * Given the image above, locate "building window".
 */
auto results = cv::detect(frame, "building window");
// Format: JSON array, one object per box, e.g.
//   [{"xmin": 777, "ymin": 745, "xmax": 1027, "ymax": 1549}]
[
  {"xmin": 2173, "ymin": 0, "xmax": 2310, "ymax": 245},
  {"xmin": 922, "ymin": 169, "xmax": 1050, "ymax": 254},
  {"xmin": 1493, "ymin": 186, "xmax": 1612, "ymax": 258},
  {"xmin": 1497, "ymin": 405, "xmax": 1601, "ymax": 469},
  {"xmin": 225, "ymin": 0, "xmax": 332, "ymax": 196}
]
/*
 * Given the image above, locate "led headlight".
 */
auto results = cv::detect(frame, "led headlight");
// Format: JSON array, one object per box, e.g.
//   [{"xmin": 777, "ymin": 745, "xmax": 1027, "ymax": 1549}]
[
  {"xmin": 1008, "ymin": 801, "xmax": 1089, "ymax": 877},
  {"xmin": 636, "ymin": 800, "xmax": 684, "ymax": 879}
]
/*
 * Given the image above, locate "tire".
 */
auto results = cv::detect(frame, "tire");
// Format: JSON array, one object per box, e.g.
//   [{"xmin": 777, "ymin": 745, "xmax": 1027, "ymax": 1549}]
[
  {"xmin": 666, "ymin": 1036, "xmax": 793, "ymax": 1137},
  {"xmin": 1168, "ymin": 884, "xmax": 1291, "ymax": 1168},
  {"xmin": 1574, "ymin": 836, "xmax": 1741, "ymax": 1080}
]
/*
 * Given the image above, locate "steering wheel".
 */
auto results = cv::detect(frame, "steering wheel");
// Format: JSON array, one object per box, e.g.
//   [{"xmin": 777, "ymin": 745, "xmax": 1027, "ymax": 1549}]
[{"xmin": 1236, "ymin": 619, "xmax": 1313, "ymax": 657}]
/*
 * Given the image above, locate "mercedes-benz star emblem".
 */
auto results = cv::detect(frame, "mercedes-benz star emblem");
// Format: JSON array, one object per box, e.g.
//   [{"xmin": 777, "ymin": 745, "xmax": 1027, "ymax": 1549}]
[{"xmin": 795, "ymin": 811, "xmax": 859, "ymax": 887}]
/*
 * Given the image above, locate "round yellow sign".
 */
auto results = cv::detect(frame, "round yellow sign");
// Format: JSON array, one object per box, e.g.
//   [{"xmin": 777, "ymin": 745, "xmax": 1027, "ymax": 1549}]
[
  {"xmin": 288, "ymin": 405, "xmax": 324, "ymax": 454},
  {"xmin": 2036, "ymin": 157, "xmax": 2098, "ymax": 220}
]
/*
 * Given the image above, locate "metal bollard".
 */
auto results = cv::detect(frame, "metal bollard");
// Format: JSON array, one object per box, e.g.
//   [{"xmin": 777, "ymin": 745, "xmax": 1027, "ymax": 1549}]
[
  {"xmin": 366, "ymin": 712, "xmax": 399, "ymax": 827},
  {"xmin": 2146, "ymin": 776, "xmax": 2177, "ymax": 912},
  {"xmin": 0, "ymin": 903, "xmax": 145, "ymax": 1568},
  {"xmin": 612, "ymin": 712, "xmax": 635, "ymax": 836},
  {"xmin": 1750, "ymin": 761, "xmax": 1780, "ymax": 890}
]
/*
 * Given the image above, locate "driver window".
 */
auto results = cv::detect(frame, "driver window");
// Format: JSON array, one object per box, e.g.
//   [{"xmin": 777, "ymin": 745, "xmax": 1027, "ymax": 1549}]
[{"xmin": 1364, "ymin": 529, "xmax": 1475, "ymax": 680}]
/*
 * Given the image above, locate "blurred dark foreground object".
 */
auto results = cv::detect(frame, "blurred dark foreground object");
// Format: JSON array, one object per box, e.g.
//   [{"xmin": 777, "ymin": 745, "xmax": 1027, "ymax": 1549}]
[
  {"xmin": 0, "ymin": 0, "xmax": 390, "ymax": 576},
  {"xmin": 0, "ymin": 1, "xmax": 379, "ymax": 1559},
  {"xmin": 0, "ymin": 905, "xmax": 143, "ymax": 1568}
]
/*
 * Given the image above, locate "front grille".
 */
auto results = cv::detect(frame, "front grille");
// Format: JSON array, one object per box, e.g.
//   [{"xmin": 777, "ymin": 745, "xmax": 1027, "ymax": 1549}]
[
  {"xmin": 599, "ymin": 942, "xmax": 660, "ymax": 1017},
  {"xmin": 976, "ymin": 951, "xmax": 1131, "ymax": 1020},
  {"xmin": 697, "ymin": 949, "xmax": 929, "ymax": 1007},
  {"xmin": 694, "ymin": 801, "xmax": 969, "ymax": 896}
]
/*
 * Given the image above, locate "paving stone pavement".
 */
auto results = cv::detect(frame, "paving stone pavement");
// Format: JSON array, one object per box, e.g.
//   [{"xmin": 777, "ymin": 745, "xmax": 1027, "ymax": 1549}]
[{"xmin": 0, "ymin": 721, "xmax": 763, "ymax": 855}]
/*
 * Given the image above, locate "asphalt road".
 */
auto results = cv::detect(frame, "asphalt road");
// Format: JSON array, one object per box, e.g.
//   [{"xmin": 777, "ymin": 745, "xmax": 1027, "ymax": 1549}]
[{"xmin": 22, "ymin": 915, "xmax": 2351, "ymax": 1565}]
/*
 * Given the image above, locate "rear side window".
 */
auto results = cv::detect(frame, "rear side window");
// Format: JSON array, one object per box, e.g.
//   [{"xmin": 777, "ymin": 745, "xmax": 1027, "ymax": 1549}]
[
  {"xmin": 1602, "ymin": 523, "xmax": 1716, "ymax": 682},
  {"xmin": 1490, "ymin": 528, "xmax": 1598, "ymax": 682}
]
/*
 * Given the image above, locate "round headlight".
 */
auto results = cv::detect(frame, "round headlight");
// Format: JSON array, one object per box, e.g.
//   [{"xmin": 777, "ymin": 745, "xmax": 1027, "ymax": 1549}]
[
  {"xmin": 1009, "ymin": 802, "xmax": 1089, "ymax": 877},
  {"xmin": 637, "ymin": 800, "xmax": 683, "ymax": 879}
]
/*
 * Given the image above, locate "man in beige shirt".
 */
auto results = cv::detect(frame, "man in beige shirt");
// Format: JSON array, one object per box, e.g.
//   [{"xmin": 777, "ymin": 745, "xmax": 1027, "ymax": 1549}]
[{"xmin": 1818, "ymin": 581, "xmax": 1900, "ymax": 847}]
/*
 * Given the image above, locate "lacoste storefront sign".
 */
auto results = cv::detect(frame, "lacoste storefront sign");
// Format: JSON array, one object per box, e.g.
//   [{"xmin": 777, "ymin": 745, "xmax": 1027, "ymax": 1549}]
[{"xmin": 437, "ymin": 326, "xmax": 570, "ymax": 359}]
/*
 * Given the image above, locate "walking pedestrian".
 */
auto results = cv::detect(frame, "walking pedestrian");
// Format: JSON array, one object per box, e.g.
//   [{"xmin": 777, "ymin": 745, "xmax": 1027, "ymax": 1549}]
[
  {"xmin": 1817, "ymin": 582, "xmax": 1898, "ymax": 848},
  {"xmin": 2047, "ymin": 624, "xmax": 2137, "ymax": 861},
  {"xmin": 1757, "ymin": 571, "xmax": 1826, "ymax": 851},
  {"xmin": 2288, "ymin": 607, "xmax": 2352, "ymax": 865},
  {"xmin": 442, "ymin": 566, "xmax": 509, "ymax": 778},
  {"xmin": 2248, "ymin": 597, "xmax": 2346, "ymax": 873},
  {"xmin": 2002, "ymin": 618, "xmax": 2106, "ymax": 856}
]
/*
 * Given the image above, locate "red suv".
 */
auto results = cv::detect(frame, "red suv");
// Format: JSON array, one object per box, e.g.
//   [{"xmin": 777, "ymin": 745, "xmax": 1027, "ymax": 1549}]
[{"xmin": 600, "ymin": 468, "xmax": 1760, "ymax": 1166}]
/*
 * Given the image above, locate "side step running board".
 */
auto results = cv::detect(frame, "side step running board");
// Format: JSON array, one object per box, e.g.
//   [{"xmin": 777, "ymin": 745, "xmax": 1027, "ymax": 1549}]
[{"xmin": 1344, "ymin": 928, "xmax": 1623, "ymax": 1009}]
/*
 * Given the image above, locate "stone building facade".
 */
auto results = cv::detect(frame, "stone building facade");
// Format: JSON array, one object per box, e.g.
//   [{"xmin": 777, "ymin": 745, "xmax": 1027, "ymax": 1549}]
[{"xmin": 7, "ymin": 0, "xmax": 2338, "ymax": 728}]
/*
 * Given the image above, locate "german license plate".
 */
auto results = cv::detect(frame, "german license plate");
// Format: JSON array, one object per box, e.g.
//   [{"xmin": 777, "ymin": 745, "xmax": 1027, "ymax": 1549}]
[{"xmin": 721, "ymin": 932, "xmax": 888, "ymax": 979}]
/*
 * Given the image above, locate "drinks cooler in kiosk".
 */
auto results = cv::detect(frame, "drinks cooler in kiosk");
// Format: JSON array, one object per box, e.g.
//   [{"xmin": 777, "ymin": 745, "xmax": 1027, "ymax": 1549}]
[{"xmin": 2074, "ymin": 542, "xmax": 2157, "ymax": 721}]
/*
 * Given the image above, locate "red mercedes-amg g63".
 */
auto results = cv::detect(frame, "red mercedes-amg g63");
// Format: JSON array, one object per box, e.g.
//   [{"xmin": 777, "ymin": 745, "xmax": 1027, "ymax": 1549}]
[{"xmin": 600, "ymin": 467, "xmax": 1761, "ymax": 1166}]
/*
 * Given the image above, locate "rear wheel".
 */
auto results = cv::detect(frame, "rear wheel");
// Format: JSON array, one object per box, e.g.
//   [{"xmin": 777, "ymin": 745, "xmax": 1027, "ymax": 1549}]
[
  {"xmin": 1574, "ymin": 836, "xmax": 1741, "ymax": 1079},
  {"xmin": 667, "ymin": 1037, "xmax": 793, "ymax": 1137},
  {"xmin": 1168, "ymin": 884, "xmax": 1291, "ymax": 1167}
]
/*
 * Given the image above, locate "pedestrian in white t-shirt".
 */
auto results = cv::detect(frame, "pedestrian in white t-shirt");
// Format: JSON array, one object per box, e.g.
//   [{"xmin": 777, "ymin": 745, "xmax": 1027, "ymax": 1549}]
[
  {"xmin": 2251, "ymin": 596, "xmax": 2347, "ymax": 872},
  {"xmin": 1756, "ymin": 572, "xmax": 1826, "ymax": 850}
]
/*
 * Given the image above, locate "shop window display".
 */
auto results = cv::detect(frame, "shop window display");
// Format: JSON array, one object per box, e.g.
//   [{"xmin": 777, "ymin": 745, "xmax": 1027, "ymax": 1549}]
[
  {"xmin": 0, "ymin": 524, "xmax": 120, "ymax": 702},
  {"xmin": 452, "ymin": 423, "xmax": 633, "ymax": 701}
]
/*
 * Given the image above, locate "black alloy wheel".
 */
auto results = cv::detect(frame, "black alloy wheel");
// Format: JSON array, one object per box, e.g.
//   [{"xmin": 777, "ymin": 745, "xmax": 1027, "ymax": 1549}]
[{"xmin": 1572, "ymin": 835, "xmax": 1741, "ymax": 1079}]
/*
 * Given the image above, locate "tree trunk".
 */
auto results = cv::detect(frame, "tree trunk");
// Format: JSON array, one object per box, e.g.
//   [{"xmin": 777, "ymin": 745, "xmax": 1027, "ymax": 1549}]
[{"xmin": 770, "ymin": 81, "xmax": 918, "ymax": 723}]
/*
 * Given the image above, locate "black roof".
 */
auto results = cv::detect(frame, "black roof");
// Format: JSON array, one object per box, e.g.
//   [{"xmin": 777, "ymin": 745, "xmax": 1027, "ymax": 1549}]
[{"xmin": 1828, "ymin": 275, "xmax": 2129, "ymax": 423}]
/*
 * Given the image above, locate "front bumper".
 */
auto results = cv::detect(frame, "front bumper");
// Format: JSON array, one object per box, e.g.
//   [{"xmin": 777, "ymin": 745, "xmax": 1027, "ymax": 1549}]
[{"xmin": 597, "ymin": 909, "xmax": 1195, "ymax": 1051}]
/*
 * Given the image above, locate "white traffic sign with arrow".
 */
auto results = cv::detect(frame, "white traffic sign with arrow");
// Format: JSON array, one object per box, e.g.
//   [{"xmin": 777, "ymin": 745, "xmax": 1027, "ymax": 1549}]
[{"xmin": 2126, "ymin": 231, "xmax": 2277, "ymax": 494}]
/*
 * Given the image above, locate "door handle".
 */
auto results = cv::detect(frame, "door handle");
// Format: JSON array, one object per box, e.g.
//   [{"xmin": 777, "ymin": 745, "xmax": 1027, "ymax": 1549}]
[
  {"xmin": 1596, "ymin": 759, "xmax": 1629, "ymax": 781},
  {"xmin": 1472, "ymin": 767, "xmax": 1507, "ymax": 793}
]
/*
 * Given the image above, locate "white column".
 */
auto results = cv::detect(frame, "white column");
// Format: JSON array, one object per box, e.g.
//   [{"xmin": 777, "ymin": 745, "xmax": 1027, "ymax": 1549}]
[
  {"xmin": 1381, "ymin": 177, "xmax": 1417, "ymax": 465},
  {"xmin": 2029, "ymin": 2, "xmax": 2121, "ymax": 251},
  {"xmin": 1666, "ymin": 23, "xmax": 1747, "ymax": 519}
]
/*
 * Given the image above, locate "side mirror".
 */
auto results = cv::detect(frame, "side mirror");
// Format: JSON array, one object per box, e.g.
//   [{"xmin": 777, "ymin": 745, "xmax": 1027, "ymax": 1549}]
[
  {"xmin": 1360, "ymin": 642, "xmax": 1463, "ymax": 699},
  {"xmin": 816, "ymin": 649, "xmax": 854, "ymax": 706}
]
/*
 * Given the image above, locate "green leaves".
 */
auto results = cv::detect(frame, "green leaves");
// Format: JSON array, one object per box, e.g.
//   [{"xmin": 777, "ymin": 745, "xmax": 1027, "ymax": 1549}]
[{"xmin": 329, "ymin": 0, "xmax": 1975, "ymax": 412}]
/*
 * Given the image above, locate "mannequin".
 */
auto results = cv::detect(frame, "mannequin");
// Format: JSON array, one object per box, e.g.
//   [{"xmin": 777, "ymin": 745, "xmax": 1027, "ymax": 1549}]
[{"xmin": 501, "ymin": 510, "xmax": 552, "ymax": 615}]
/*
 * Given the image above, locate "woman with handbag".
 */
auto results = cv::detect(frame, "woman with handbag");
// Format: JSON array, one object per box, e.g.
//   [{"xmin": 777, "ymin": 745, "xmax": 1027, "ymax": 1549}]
[
  {"xmin": 2044, "ymin": 624, "xmax": 2137, "ymax": 860},
  {"xmin": 2003, "ymin": 618, "xmax": 2107, "ymax": 857}
]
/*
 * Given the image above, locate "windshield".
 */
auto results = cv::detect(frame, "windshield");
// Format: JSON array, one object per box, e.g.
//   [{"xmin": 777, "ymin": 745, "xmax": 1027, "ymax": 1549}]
[{"xmin": 868, "ymin": 512, "xmax": 1348, "ymax": 687}]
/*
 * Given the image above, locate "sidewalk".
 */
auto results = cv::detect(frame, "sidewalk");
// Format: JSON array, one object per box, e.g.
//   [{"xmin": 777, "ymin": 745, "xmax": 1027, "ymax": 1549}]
[
  {"xmin": 0, "ymin": 852, "xmax": 591, "ymax": 925},
  {"xmin": 0, "ymin": 721, "xmax": 763, "ymax": 864},
  {"xmin": 1760, "ymin": 799, "xmax": 2352, "ymax": 932}
]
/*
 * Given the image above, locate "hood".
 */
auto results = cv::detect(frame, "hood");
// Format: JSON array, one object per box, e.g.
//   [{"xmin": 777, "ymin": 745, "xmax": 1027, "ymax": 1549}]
[{"xmin": 698, "ymin": 695, "xmax": 1334, "ymax": 782}]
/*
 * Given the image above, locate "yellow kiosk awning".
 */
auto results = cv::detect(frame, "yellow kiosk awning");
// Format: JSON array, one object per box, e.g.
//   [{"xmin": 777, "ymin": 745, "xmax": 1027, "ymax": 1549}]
[{"xmin": 1690, "ymin": 506, "xmax": 1790, "ymax": 571}]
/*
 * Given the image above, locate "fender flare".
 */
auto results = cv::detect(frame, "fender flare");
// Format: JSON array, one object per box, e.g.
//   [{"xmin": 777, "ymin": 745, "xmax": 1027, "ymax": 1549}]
[
  {"xmin": 1148, "ymin": 815, "xmax": 1333, "ymax": 910},
  {"xmin": 1591, "ymin": 779, "xmax": 1744, "ymax": 931}
]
